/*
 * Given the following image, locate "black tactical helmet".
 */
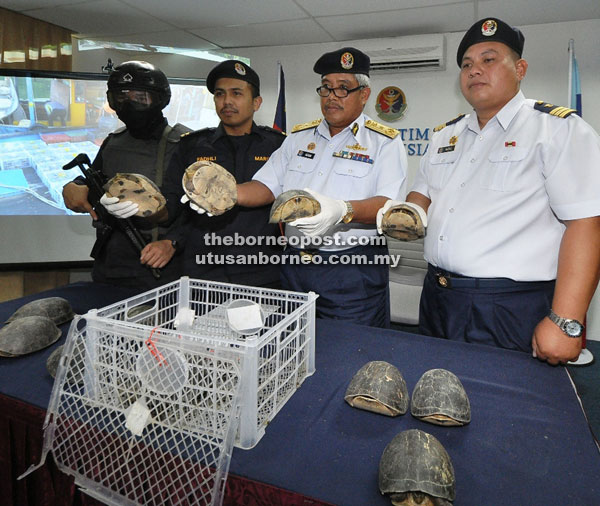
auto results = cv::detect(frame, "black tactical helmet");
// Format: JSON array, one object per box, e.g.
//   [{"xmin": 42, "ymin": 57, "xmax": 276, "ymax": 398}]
[{"xmin": 107, "ymin": 61, "xmax": 171, "ymax": 110}]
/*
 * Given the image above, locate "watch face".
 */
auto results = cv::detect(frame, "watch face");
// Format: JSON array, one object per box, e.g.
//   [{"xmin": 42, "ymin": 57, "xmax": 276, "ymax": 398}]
[{"xmin": 565, "ymin": 321, "xmax": 583, "ymax": 337}]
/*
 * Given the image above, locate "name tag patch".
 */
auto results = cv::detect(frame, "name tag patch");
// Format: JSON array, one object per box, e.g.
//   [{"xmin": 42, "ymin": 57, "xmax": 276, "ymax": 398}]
[
  {"xmin": 196, "ymin": 155, "xmax": 217, "ymax": 161},
  {"xmin": 437, "ymin": 145, "xmax": 455, "ymax": 154},
  {"xmin": 297, "ymin": 150, "xmax": 315, "ymax": 159}
]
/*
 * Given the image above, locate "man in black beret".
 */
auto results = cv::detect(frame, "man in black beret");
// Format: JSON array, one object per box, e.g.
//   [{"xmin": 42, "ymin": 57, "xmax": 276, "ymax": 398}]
[
  {"xmin": 224, "ymin": 47, "xmax": 408, "ymax": 328},
  {"xmin": 161, "ymin": 60, "xmax": 285, "ymax": 287},
  {"xmin": 378, "ymin": 18, "xmax": 600, "ymax": 364}
]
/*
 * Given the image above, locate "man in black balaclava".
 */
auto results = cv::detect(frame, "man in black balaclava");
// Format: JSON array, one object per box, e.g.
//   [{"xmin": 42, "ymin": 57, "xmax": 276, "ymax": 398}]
[{"xmin": 62, "ymin": 61, "xmax": 190, "ymax": 290}]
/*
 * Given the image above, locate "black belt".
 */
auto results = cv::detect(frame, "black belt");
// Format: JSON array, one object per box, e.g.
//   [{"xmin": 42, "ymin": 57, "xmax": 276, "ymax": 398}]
[{"xmin": 427, "ymin": 264, "xmax": 555, "ymax": 290}]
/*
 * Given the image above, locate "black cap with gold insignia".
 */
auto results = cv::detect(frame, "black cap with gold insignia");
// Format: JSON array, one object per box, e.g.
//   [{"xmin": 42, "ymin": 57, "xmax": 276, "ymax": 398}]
[
  {"xmin": 313, "ymin": 47, "xmax": 370, "ymax": 77},
  {"xmin": 206, "ymin": 60, "xmax": 260, "ymax": 94},
  {"xmin": 456, "ymin": 18, "xmax": 525, "ymax": 67}
]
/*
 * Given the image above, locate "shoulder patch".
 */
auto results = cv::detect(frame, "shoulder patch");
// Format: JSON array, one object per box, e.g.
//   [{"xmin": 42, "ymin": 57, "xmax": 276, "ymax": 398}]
[
  {"xmin": 291, "ymin": 119, "xmax": 321, "ymax": 133},
  {"xmin": 433, "ymin": 114, "xmax": 466, "ymax": 132},
  {"xmin": 364, "ymin": 119, "xmax": 399, "ymax": 139},
  {"xmin": 534, "ymin": 101, "xmax": 576, "ymax": 119},
  {"xmin": 180, "ymin": 127, "xmax": 215, "ymax": 139}
]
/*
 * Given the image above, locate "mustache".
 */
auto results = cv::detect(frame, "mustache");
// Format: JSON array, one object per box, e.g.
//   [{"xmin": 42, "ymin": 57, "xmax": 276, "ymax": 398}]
[{"xmin": 220, "ymin": 107, "xmax": 238, "ymax": 113}]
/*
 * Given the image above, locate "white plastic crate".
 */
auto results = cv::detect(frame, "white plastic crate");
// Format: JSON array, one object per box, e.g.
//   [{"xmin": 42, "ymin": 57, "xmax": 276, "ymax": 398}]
[
  {"xmin": 91, "ymin": 276, "xmax": 318, "ymax": 449},
  {"xmin": 22, "ymin": 314, "xmax": 243, "ymax": 506}
]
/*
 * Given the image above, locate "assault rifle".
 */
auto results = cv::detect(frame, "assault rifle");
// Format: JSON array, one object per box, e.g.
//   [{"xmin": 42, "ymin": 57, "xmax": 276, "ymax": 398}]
[{"xmin": 63, "ymin": 153, "xmax": 161, "ymax": 280}]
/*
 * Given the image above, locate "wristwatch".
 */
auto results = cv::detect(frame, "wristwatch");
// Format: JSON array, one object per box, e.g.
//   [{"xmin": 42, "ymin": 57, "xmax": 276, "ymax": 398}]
[
  {"xmin": 171, "ymin": 239, "xmax": 179, "ymax": 251},
  {"xmin": 342, "ymin": 201, "xmax": 354, "ymax": 224},
  {"xmin": 548, "ymin": 309, "xmax": 584, "ymax": 338}
]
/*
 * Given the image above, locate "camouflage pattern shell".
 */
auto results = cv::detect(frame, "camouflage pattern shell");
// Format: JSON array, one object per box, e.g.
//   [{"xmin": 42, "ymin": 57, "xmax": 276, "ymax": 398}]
[
  {"xmin": 381, "ymin": 204, "xmax": 425, "ymax": 241},
  {"xmin": 378, "ymin": 429, "xmax": 455, "ymax": 505},
  {"xmin": 344, "ymin": 360, "xmax": 409, "ymax": 416},
  {"xmin": 411, "ymin": 369, "xmax": 471, "ymax": 426},
  {"xmin": 0, "ymin": 316, "xmax": 61, "ymax": 357},
  {"xmin": 182, "ymin": 160, "xmax": 237, "ymax": 216},
  {"xmin": 269, "ymin": 189, "xmax": 321, "ymax": 223},
  {"xmin": 104, "ymin": 173, "xmax": 166, "ymax": 218},
  {"xmin": 6, "ymin": 296, "xmax": 74, "ymax": 325}
]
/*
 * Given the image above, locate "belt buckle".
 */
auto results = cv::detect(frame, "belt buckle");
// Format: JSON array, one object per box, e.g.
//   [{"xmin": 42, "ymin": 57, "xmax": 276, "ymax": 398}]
[
  {"xmin": 436, "ymin": 273, "xmax": 451, "ymax": 288},
  {"xmin": 300, "ymin": 250, "xmax": 316, "ymax": 263}
]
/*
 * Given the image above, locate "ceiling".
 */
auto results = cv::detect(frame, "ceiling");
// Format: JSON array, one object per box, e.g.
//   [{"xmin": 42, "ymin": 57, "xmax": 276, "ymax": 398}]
[{"xmin": 2, "ymin": 0, "xmax": 599, "ymax": 51}]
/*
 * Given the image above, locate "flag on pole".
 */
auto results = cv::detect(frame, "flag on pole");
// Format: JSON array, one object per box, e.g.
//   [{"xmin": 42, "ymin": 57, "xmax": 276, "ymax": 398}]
[
  {"xmin": 568, "ymin": 39, "xmax": 582, "ymax": 117},
  {"xmin": 273, "ymin": 62, "xmax": 286, "ymax": 133}
]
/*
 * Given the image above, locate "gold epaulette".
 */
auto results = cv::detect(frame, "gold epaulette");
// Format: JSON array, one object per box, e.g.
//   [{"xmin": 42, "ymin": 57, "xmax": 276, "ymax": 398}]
[
  {"xmin": 291, "ymin": 119, "xmax": 322, "ymax": 133},
  {"xmin": 433, "ymin": 114, "xmax": 466, "ymax": 132},
  {"xmin": 364, "ymin": 119, "xmax": 399, "ymax": 139},
  {"xmin": 534, "ymin": 101, "xmax": 576, "ymax": 118},
  {"xmin": 180, "ymin": 127, "xmax": 215, "ymax": 139}
]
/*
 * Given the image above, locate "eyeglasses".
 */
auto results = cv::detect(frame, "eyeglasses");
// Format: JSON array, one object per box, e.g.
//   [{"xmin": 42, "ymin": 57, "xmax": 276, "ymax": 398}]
[{"xmin": 316, "ymin": 85, "xmax": 365, "ymax": 98}]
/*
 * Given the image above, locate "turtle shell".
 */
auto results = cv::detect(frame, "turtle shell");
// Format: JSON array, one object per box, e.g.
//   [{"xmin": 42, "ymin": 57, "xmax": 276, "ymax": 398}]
[
  {"xmin": 378, "ymin": 429, "xmax": 455, "ymax": 505},
  {"xmin": 182, "ymin": 160, "xmax": 237, "ymax": 216},
  {"xmin": 344, "ymin": 361, "xmax": 409, "ymax": 416},
  {"xmin": 269, "ymin": 189, "xmax": 321, "ymax": 223},
  {"xmin": 46, "ymin": 343, "xmax": 64, "ymax": 378},
  {"xmin": 411, "ymin": 369, "xmax": 471, "ymax": 426},
  {"xmin": 0, "ymin": 316, "xmax": 62, "ymax": 357},
  {"xmin": 104, "ymin": 173, "xmax": 166, "ymax": 218},
  {"xmin": 6, "ymin": 296, "xmax": 74, "ymax": 325},
  {"xmin": 381, "ymin": 204, "xmax": 425, "ymax": 241}
]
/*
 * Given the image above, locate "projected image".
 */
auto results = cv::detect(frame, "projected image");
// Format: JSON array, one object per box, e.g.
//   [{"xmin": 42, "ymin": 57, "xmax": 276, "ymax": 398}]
[{"xmin": 0, "ymin": 72, "xmax": 218, "ymax": 216}]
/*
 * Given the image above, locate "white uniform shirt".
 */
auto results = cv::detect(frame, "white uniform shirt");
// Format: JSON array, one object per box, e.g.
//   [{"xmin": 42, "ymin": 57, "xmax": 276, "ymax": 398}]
[
  {"xmin": 254, "ymin": 113, "xmax": 407, "ymax": 250},
  {"xmin": 412, "ymin": 91, "xmax": 600, "ymax": 281}
]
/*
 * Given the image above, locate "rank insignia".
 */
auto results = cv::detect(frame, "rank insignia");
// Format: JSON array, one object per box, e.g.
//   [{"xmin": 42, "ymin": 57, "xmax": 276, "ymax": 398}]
[
  {"xmin": 449, "ymin": 136, "xmax": 458, "ymax": 145},
  {"xmin": 297, "ymin": 150, "xmax": 315, "ymax": 159},
  {"xmin": 346, "ymin": 142, "xmax": 367, "ymax": 151},
  {"xmin": 351, "ymin": 123, "xmax": 359, "ymax": 136},
  {"xmin": 437, "ymin": 145, "xmax": 455, "ymax": 154},
  {"xmin": 307, "ymin": 142, "xmax": 316, "ymax": 151},
  {"xmin": 504, "ymin": 141, "xmax": 516, "ymax": 147}
]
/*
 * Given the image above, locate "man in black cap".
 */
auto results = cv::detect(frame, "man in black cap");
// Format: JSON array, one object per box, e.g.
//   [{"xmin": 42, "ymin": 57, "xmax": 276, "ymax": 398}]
[
  {"xmin": 377, "ymin": 18, "xmax": 600, "ymax": 363},
  {"xmin": 161, "ymin": 60, "xmax": 285, "ymax": 287},
  {"xmin": 213, "ymin": 47, "xmax": 407, "ymax": 327}
]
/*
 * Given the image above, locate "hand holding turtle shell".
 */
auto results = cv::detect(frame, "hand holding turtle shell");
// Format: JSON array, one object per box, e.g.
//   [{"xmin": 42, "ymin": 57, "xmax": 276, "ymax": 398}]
[
  {"xmin": 100, "ymin": 193, "xmax": 139, "ymax": 219},
  {"xmin": 288, "ymin": 188, "xmax": 346, "ymax": 237},
  {"xmin": 532, "ymin": 316, "xmax": 582, "ymax": 365},
  {"xmin": 180, "ymin": 194, "xmax": 214, "ymax": 217},
  {"xmin": 376, "ymin": 199, "xmax": 428, "ymax": 240}
]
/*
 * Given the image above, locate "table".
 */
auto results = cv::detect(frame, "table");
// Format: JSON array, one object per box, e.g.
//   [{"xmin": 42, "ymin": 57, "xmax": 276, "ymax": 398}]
[{"xmin": 1, "ymin": 282, "xmax": 599, "ymax": 505}]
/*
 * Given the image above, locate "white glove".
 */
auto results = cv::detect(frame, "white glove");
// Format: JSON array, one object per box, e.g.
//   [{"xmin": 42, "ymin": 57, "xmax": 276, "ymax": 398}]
[
  {"xmin": 288, "ymin": 188, "xmax": 346, "ymax": 237},
  {"xmin": 376, "ymin": 200, "xmax": 428, "ymax": 235},
  {"xmin": 180, "ymin": 194, "xmax": 213, "ymax": 217},
  {"xmin": 100, "ymin": 193, "xmax": 139, "ymax": 219}
]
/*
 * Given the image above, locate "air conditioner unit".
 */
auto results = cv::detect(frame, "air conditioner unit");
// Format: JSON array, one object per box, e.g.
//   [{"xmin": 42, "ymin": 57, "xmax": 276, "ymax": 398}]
[{"xmin": 361, "ymin": 34, "xmax": 446, "ymax": 73}]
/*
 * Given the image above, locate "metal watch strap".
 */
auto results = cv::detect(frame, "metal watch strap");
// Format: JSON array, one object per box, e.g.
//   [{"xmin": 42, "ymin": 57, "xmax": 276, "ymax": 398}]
[{"xmin": 548, "ymin": 309, "xmax": 584, "ymax": 337}]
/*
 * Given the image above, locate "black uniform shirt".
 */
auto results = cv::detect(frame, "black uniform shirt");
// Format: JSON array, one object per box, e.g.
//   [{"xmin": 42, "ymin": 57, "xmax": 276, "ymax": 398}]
[{"xmin": 163, "ymin": 122, "xmax": 285, "ymax": 286}]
